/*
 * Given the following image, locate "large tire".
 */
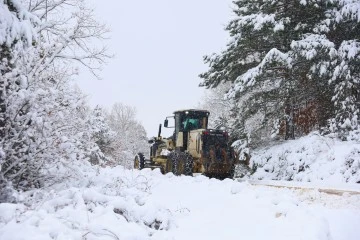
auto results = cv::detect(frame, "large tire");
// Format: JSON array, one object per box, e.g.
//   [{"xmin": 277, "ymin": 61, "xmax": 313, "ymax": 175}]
[
  {"xmin": 171, "ymin": 152, "xmax": 181, "ymax": 176},
  {"xmin": 173, "ymin": 152, "xmax": 193, "ymax": 176},
  {"xmin": 183, "ymin": 152, "xmax": 194, "ymax": 176},
  {"xmin": 134, "ymin": 153, "xmax": 145, "ymax": 170},
  {"xmin": 165, "ymin": 152, "xmax": 175, "ymax": 174}
]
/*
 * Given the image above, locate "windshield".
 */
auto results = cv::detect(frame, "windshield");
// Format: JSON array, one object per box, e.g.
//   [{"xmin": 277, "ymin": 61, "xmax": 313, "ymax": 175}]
[{"xmin": 181, "ymin": 115, "xmax": 207, "ymax": 131}]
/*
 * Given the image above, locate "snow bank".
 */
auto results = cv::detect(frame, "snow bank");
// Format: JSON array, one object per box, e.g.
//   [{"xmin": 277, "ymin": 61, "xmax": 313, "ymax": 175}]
[
  {"xmin": 249, "ymin": 133, "xmax": 360, "ymax": 183},
  {"xmin": 1, "ymin": 165, "xmax": 359, "ymax": 240},
  {"xmin": 0, "ymin": 167, "xmax": 174, "ymax": 240}
]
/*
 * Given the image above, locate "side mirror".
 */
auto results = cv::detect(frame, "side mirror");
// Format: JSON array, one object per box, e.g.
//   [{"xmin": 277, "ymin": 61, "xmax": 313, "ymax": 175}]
[
  {"xmin": 148, "ymin": 139, "xmax": 154, "ymax": 144},
  {"xmin": 164, "ymin": 119, "xmax": 168, "ymax": 128}
]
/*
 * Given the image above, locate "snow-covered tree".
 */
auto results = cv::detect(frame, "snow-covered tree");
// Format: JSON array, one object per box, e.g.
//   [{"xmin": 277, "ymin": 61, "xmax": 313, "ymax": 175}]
[
  {"xmin": 199, "ymin": 82, "xmax": 235, "ymax": 132},
  {"xmin": 106, "ymin": 103, "xmax": 148, "ymax": 168},
  {"xmin": 85, "ymin": 106, "xmax": 115, "ymax": 165},
  {"xmin": 26, "ymin": 0, "xmax": 110, "ymax": 78},
  {"xmin": 200, "ymin": 0, "xmax": 360, "ymax": 144},
  {"xmin": 322, "ymin": 1, "xmax": 360, "ymax": 138},
  {"xmin": 1, "ymin": 0, "xmax": 40, "ymax": 191},
  {"xmin": 0, "ymin": 0, "xmax": 110, "ymax": 192}
]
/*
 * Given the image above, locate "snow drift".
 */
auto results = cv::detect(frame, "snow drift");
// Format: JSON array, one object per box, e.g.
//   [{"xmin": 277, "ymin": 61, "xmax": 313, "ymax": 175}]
[
  {"xmin": 0, "ymin": 166, "xmax": 359, "ymax": 240},
  {"xmin": 249, "ymin": 133, "xmax": 360, "ymax": 183}
]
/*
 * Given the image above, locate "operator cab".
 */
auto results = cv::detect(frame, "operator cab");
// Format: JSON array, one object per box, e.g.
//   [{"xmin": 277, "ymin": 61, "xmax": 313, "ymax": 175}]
[
  {"xmin": 164, "ymin": 109, "xmax": 210, "ymax": 151},
  {"xmin": 164, "ymin": 109, "xmax": 209, "ymax": 131},
  {"xmin": 177, "ymin": 110, "xmax": 209, "ymax": 131}
]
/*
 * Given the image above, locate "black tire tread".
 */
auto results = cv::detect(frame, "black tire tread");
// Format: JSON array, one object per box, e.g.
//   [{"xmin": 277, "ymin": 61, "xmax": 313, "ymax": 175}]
[{"xmin": 134, "ymin": 153, "xmax": 145, "ymax": 170}]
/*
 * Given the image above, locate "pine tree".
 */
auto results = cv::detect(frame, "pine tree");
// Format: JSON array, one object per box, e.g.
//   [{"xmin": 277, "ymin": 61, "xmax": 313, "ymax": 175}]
[
  {"xmin": 200, "ymin": 0, "xmax": 360, "ymax": 143},
  {"xmin": 324, "ymin": 0, "xmax": 360, "ymax": 138}
]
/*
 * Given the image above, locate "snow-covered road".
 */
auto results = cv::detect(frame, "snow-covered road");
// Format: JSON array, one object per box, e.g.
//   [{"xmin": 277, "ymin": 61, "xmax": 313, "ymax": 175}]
[{"xmin": 1, "ymin": 167, "xmax": 359, "ymax": 240}]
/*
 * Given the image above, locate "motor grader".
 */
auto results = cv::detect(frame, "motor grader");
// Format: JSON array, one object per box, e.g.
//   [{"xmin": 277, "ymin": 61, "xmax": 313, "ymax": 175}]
[{"xmin": 134, "ymin": 109, "xmax": 239, "ymax": 179}]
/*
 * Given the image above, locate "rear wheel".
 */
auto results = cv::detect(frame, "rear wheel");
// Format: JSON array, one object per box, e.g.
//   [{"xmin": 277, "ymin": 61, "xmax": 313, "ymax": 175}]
[
  {"xmin": 134, "ymin": 153, "xmax": 145, "ymax": 170},
  {"xmin": 183, "ymin": 152, "xmax": 194, "ymax": 176},
  {"xmin": 172, "ymin": 152, "xmax": 182, "ymax": 176},
  {"xmin": 173, "ymin": 152, "xmax": 193, "ymax": 176}
]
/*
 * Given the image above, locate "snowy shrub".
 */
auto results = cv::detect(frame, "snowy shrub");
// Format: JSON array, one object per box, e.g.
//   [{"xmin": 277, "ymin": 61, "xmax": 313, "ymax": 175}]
[
  {"xmin": 340, "ymin": 149, "xmax": 360, "ymax": 183},
  {"xmin": 0, "ymin": 167, "xmax": 174, "ymax": 239},
  {"xmin": 0, "ymin": 0, "xmax": 111, "ymax": 191},
  {"xmin": 250, "ymin": 133, "xmax": 360, "ymax": 183},
  {"xmin": 348, "ymin": 129, "xmax": 360, "ymax": 142}
]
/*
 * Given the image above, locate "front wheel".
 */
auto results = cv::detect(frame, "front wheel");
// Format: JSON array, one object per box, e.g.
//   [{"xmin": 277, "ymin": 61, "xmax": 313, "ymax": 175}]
[
  {"xmin": 134, "ymin": 153, "xmax": 145, "ymax": 170},
  {"xmin": 182, "ymin": 152, "xmax": 194, "ymax": 176},
  {"xmin": 165, "ymin": 152, "xmax": 175, "ymax": 174}
]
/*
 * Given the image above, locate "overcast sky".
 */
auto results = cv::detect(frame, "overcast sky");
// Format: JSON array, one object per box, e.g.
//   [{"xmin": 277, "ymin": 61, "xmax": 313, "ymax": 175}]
[{"xmin": 77, "ymin": 0, "xmax": 234, "ymax": 137}]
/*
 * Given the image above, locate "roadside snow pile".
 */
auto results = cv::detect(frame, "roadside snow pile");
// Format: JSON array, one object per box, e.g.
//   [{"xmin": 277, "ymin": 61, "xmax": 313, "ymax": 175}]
[
  {"xmin": 0, "ymin": 167, "xmax": 174, "ymax": 240},
  {"xmin": 1, "ymin": 166, "xmax": 360, "ymax": 240},
  {"xmin": 249, "ymin": 133, "xmax": 360, "ymax": 183}
]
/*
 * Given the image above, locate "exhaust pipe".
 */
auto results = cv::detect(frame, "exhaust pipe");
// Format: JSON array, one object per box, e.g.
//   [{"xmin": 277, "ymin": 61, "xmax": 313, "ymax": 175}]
[{"xmin": 158, "ymin": 124, "xmax": 162, "ymax": 138}]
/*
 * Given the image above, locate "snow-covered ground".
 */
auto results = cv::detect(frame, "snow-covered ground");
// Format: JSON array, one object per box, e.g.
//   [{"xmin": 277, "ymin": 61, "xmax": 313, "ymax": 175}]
[{"xmin": 1, "ymin": 166, "xmax": 359, "ymax": 240}]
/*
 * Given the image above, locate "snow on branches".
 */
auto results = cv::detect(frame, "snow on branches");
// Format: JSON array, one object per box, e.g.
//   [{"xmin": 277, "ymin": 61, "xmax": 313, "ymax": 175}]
[
  {"xmin": 0, "ymin": 0, "xmax": 38, "ymax": 47},
  {"xmin": 200, "ymin": 0, "xmax": 360, "ymax": 143},
  {"xmin": 0, "ymin": 0, "xmax": 112, "ymax": 192}
]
